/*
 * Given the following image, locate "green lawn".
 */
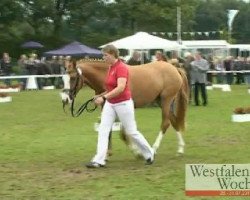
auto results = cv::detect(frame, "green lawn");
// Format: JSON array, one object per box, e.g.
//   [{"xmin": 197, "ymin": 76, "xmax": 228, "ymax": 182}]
[{"xmin": 0, "ymin": 86, "xmax": 249, "ymax": 200}]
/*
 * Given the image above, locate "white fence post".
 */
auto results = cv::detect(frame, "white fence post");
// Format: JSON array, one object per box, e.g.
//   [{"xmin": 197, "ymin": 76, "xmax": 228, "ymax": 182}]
[{"xmin": 26, "ymin": 76, "xmax": 38, "ymax": 90}]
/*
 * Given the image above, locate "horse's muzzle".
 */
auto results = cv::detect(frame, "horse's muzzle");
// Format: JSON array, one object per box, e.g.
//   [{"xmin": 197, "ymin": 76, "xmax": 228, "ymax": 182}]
[{"xmin": 60, "ymin": 90, "xmax": 72, "ymax": 105}]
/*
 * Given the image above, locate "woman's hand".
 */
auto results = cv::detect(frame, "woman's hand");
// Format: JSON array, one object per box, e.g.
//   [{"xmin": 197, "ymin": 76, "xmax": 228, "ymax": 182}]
[{"xmin": 94, "ymin": 96, "xmax": 105, "ymax": 106}]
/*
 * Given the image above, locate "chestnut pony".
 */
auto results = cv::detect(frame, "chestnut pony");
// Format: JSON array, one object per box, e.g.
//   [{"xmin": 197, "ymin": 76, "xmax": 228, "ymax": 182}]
[{"xmin": 63, "ymin": 59, "xmax": 189, "ymax": 156}]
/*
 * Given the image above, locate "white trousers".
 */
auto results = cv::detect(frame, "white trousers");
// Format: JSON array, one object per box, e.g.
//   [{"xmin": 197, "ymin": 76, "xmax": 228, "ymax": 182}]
[{"xmin": 92, "ymin": 99, "xmax": 154, "ymax": 165}]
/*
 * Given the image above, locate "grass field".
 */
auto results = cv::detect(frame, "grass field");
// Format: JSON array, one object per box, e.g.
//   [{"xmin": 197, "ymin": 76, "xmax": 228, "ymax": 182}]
[{"xmin": 0, "ymin": 85, "xmax": 250, "ymax": 200}]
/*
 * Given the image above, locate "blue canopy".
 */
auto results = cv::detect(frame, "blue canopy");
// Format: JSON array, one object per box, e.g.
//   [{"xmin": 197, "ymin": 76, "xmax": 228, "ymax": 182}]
[
  {"xmin": 43, "ymin": 41, "xmax": 102, "ymax": 57},
  {"xmin": 21, "ymin": 41, "xmax": 44, "ymax": 48}
]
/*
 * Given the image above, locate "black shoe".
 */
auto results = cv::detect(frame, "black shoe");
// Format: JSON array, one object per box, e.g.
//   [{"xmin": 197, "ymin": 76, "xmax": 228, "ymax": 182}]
[{"xmin": 85, "ymin": 162, "xmax": 105, "ymax": 168}]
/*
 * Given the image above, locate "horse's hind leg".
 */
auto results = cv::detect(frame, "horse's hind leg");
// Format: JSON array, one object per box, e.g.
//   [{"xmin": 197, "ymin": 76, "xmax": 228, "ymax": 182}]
[
  {"xmin": 176, "ymin": 131, "xmax": 185, "ymax": 154},
  {"xmin": 152, "ymin": 97, "xmax": 172, "ymax": 153},
  {"xmin": 169, "ymin": 104, "xmax": 186, "ymax": 154},
  {"xmin": 171, "ymin": 121, "xmax": 185, "ymax": 154}
]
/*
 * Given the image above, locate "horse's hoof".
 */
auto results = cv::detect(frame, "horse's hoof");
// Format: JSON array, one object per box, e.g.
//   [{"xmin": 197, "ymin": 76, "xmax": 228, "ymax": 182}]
[{"xmin": 177, "ymin": 146, "xmax": 184, "ymax": 154}]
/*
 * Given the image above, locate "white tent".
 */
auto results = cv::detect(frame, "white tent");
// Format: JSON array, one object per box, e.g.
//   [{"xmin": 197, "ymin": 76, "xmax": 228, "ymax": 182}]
[
  {"xmin": 181, "ymin": 40, "xmax": 230, "ymax": 58},
  {"xmin": 181, "ymin": 40, "xmax": 230, "ymax": 49},
  {"xmin": 229, "ymin": 44, "xmax": 250, "ymax": 51},
  {"xmin": 100, "ymin": 32, "xmax": 182, "ymax": 50}
]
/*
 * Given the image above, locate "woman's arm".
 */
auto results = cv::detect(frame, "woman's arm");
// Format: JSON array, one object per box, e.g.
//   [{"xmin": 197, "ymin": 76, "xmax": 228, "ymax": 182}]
[
  {"xmin": 103, "ymin": 77, "xmax": 126, "ymax": 99},
  {"xmin": 94, "ymin": 77, "xmax": 127, "ymax": 105}
]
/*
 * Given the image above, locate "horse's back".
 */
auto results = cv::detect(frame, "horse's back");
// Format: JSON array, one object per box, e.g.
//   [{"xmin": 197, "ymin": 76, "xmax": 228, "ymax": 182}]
[
  {"xmin": 128, "ymin": 61, "xmax": 183, "ymax": 106},
  {"xmin": 129, "ymin": 61, "xmax": 182, "ymax": 87}
]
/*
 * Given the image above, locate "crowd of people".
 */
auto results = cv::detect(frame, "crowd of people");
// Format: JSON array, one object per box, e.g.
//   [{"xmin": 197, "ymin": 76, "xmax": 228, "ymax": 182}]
[
  {"xmin": 0, "ymin": 52, "xmax": 67, "ymax": 89},
  {"xmin": 1, "ymin": 50, "xmax": 250, "ymax": 99},
  {"xmin": 125, "ymin": 50, "xmax": 250, "ymax": 106},
  {"xmin": 212, "ymin": 55, "xmax": 250, "ymax": 85},
  {"xmin": 183, "ymin": 52, "xmax": 250, "ymax": 106}
]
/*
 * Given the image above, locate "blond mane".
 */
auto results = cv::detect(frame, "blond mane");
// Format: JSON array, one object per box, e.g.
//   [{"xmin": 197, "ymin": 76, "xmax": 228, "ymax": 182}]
[{"xmin": 78, "ymin": 58, "xmax": 105, "ymax": 63}]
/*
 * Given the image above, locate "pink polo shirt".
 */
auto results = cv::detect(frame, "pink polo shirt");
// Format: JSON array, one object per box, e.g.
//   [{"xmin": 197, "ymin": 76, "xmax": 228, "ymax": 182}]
[{"xmin": 105, "ymin": 59, "xmax": 131, "ymax": 104}]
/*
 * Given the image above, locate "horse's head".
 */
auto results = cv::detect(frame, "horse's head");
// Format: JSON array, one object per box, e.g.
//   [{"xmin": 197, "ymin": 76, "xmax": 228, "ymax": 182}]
[{"xmin": 61, "ymin": 59, "xmax": 84, "ymax": 106}]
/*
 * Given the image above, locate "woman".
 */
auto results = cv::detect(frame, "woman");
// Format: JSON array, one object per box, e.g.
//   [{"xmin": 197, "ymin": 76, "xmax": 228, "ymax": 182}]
[
  {"xmin": 155, "ymin": 50, "xmax": 168, "ymax": 62},
  {"xmin": 86, "ymin": 45, "xmax": 154, "ymax": 168}
]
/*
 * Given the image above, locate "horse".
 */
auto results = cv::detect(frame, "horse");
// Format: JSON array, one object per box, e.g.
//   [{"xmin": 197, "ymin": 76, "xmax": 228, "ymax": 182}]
[{"xmin": 62, "ymin": 59, "xmax": 189, "ymax": 156}]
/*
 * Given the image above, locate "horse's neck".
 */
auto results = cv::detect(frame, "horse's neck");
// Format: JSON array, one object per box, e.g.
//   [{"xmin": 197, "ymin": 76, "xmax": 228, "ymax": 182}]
[{"xmin": 81, "ymin": 62, "xmax": 108, "ymax": 94}]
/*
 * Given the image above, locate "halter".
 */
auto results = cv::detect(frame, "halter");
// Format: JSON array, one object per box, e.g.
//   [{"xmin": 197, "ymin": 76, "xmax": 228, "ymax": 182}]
[
  {"xmin": 68, "ymin": 66, "xmax": 97, "ymax": 117},
  {"xmin": 69, "ymin": 69, "xmax": 80, "ymax": 100}
]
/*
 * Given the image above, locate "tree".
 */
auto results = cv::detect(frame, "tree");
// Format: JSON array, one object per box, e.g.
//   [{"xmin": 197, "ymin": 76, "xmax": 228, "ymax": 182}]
[
  {"xmin": 234, "ymin": 2, "xmax": 250, "ymax": 43},
  {"xmin": 192, "ymin": 0, "xmax": 247, "ymax": 41},
  {"xmin": 0, "ymin": 0, "xmax": 27, "ymax": 56},
  {"xmin": 1, "ymin": 0, "xmax": 250, "ymax": 58}
]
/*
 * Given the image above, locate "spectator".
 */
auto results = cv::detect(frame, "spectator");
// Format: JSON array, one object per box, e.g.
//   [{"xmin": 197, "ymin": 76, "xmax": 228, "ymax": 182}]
[
  {"xmin": 206, "ymin": 55, "xmax": 214, "ymax": 84},
  {"xmin": 244, "ymin": 57, "xmax": 250, "ymax": 88},
  {"xmin": 155, "ymin": 50, "xmax": 168, "ymax": 61},
  {"xmin": 50, "ymin": 56, "xmax": 63, "ymax": 88},
  {"xmin": 127, "ymin": 51, "xmax": 141, "ymax": 65},
  {"xmin": 223, "ymin": 56, "xmax": 234, "ymax": 85},
  {"xmin": 58, "ymin": 56, "xmax": 66, "ymax": 74},
  {"xmin": 26, "ymin": 54, "xmax": 38, "ymax": 75},
  {"xmin": 190, "ymin": 52, "xmax": 209, "ymax": 106},
  {"xmin": 234, "ymin": 56, "xmax": 244, "ymax": 84},
  {"xmin": 141, "ymin": 52, "xmax": 150, "ymax": 64},
  {"xmin": 36, "ymin": 58, "xmax": 51, "ymax": 89},
  {"xmin": 17, "ymin": 54, "xmax": 28, "ymax": 87},
  {"xmin": 0, "ymin": 52, "xmax": 12, "ymax": 85},
  {"xmin": 214, "ymin": 58, "xmax": 225, "ymax": 84},
  {"xmin": 172, "ymin": 51, "xmax": 185, "ymax": 64}
]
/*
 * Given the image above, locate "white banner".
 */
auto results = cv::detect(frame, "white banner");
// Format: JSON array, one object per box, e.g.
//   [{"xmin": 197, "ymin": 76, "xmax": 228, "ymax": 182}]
[
  {"xmin": 186, "ymin": 164, "xmax": 250, "ymax": 196},
  {"xmin": 151, "ymin": 31, "xmax": 224, "ymax": 38},
  {"xmin": 228, "ymin": 10, "xmax": 239, "ymax": 29}
]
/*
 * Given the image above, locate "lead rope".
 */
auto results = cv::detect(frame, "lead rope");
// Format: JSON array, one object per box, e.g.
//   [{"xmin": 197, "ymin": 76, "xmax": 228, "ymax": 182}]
[{"xmin": 71, "ymin": 97, "xmax": 97, "ymax": 117}]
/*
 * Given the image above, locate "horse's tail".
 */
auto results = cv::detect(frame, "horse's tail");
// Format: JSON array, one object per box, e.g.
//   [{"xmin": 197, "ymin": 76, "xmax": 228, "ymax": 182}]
[{"xmin": 170, "ymin": 68, "xmax": 189, "ymax": 132}]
